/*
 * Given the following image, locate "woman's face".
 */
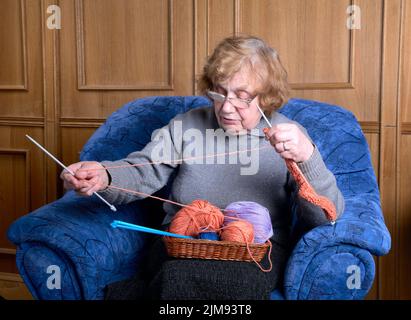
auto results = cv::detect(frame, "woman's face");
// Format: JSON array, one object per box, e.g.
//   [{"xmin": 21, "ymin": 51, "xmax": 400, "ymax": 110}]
[{"xmin": 213, "ymin": 68, "xmax": 262, "ymax": 134}]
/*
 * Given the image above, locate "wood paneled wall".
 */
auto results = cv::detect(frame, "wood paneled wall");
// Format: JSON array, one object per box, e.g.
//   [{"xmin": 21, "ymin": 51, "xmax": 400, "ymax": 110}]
[
  {"xmin": 398, "ymin": 0, "xmax": 411, "ymax": 300},
  {"xmin": 0, "ymin": 0, "xmax": 409, "ymax": 299}
]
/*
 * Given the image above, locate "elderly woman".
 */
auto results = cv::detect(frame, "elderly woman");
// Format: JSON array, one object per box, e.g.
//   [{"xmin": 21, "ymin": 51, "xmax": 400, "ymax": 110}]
[{"xmin": 61, "ymin": 35, "xmax": 344, "ymax": 300}]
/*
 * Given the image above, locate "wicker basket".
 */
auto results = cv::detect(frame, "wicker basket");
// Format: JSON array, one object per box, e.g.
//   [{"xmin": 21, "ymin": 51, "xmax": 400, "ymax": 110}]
[{"xmin": 163, "ymin": 236, "xmax": 269, "ymax": 262}]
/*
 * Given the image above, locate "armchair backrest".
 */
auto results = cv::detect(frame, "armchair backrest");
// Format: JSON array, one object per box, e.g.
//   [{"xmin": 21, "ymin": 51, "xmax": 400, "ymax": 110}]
[
  {"xmin": 81, "ymin": 96, "xmax": 210, "ymax": 162},
  {"xmin": 80, "ymin": 96, "xmax": 387, "ymax": 249}
]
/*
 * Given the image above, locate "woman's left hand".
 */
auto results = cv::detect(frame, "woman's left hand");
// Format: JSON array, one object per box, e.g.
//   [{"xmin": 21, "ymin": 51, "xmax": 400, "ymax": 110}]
[{"xmin": 263, "ymin": 123, "xmax": 314, "ymax": 163}]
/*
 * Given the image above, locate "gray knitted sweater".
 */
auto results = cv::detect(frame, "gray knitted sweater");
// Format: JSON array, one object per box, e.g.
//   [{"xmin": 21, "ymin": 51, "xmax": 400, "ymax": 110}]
[{"xmin": 99, "ymin": 106, "xmax": 344, "ymax": 244}]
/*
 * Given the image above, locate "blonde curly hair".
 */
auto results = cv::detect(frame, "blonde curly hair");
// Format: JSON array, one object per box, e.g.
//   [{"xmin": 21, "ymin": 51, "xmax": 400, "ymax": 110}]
[{"xmin": 198, "ymin": 35, "xmax": 290, "ymax": 116}]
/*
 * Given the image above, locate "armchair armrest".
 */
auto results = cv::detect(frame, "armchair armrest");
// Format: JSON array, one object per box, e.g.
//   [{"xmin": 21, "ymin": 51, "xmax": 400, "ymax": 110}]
[
  {"xmin": 7, "ymin": 191, "xmax": 157, "ymax": 300},
  {"xmin": 284, "ymin": 195, "xmax": 391, "ymax": 300},
  {"xmin": 284, "ymin": 242, "xmax": 375, "ymax": 300}
]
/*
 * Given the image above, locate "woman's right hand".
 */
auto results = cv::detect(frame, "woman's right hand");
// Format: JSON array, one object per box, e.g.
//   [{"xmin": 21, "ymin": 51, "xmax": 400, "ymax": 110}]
[{"xmin": 60, "ymin": 161, "xmax": 110, "ymax": 196}]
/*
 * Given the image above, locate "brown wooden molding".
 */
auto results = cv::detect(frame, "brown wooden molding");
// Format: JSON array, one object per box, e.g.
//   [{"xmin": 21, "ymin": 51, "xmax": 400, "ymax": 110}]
[
  {"xmin": 60, "ymin": 118, "xmax": 104, "ymax": 128},
  {"xmin": 0, "ymin": 117, "xmax": 44, "ymax": 127},
  {"xmin": 290, "ymin": 82, "xmax": 355, "ymax": 90},
  {"xmin": 401, "ymin": 122, "xmax": 411, "ymax": 134},
  {"xmin": 0, "ymin": 249, "xmax": 16, "ymax": 255},
  {"xmin": 41, "ymin": 0, "xmax": 61, "ymax": 203},
  {"xmin": 0, "ymin": 272, "xmax": 24, "ymax": 282},
  {"xmin": 360, "ymin": 121, "xmax": 380, "ymax": 134}
]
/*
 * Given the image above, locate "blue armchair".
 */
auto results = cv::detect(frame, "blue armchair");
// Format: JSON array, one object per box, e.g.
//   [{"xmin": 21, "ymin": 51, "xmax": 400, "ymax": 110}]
[{"xmin": 7, "ymin": 96, "xmax": 391, "ymax": 300}]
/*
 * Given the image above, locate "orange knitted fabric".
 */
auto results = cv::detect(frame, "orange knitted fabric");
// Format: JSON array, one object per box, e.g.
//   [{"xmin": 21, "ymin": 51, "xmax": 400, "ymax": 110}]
[
  {"xmin": 285, "ymin": 159, "xmax": 337, "ymax": 221},
  {"xmin": 262, "ymin": 127, "xmax": 336, "ymax": 221}
]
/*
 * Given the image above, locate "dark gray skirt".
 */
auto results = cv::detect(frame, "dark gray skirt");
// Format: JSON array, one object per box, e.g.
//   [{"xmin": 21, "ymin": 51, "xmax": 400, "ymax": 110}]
[{"xmin": 105, "ymin": 236, "xmax": 289, "ymax": 300}]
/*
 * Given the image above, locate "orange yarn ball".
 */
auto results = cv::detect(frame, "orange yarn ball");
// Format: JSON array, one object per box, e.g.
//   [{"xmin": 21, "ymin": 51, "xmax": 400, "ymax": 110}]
[
  {"xmin": 220, "ymin": 220, "xmax": 254, "ymax": 243},
  {"xmin": 169, "ymin": 199, "xmax": 225, "ymax": 237}
]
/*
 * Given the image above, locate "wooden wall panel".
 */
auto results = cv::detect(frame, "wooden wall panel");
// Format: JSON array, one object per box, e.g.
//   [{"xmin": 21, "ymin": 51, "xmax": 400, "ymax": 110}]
[
  {"xmin": 377, "ymin": 0, "xmax": 402, "ymax": 300},
  {"xmin": 364, "ymin": 132, "xmax": 380, "ymax": 300},
  {"xmin": 401, "ymin": 0, "xmax": 411, "ymax": 124},
  {"xmin": 378, "ymin": 127, "xmax": 398, "ymax": 299},
  {"xmin": 59, "ymin": 0, "xmax": 194, "ymax": 119},
  {"xmin": 60, "ymin": 127, "xmax": 98, "ymax": 166},
  {"xmin": 0, "ymin": 126, "xmax": 46, "ymax": 216},
  {"xmin": 240, "ymin": 0, "xmax": 352, "ymax": 85},
  {"xmin": 289, "ymin": 0, "xmax": 383, "ymax": 123},
  {"xmin": 0, "ymin": 126, "xmax": 44, "ymax": 274},
  {"xmin": 398, "ymin": 0, "xmax": 411, "ymax": 300},
  {"xmin": 399, "ymin": 134, "xmax": 411, "ymax": 299},
  {"xmin": 78, "ymin": 0, "xmax": 172, "ymax": 90},
  {"xmin": 206, "ymin": 0, "xmax": 236, "ymax": 54},
  {"xmin": 0, "ymin": 272, "xmax": 33, "ymax": 299},
  {"xmin": 364, "ymin": 133, "xmax": 380, "ymax": 177},
  {"xmin": 0, "ymin": 0, "xmax": 45, "ymax": 278},
  {"xmin": 0, "ymin": 150, "xmax": 29, "ymax": 251},
  {"xmin": 59, "ymin": 126, "xmax": 98, "ymax": 197},
  {"xmin": 0, "ymin": 0, "xmax": 43, "ymax": 118},
  {"xmin": 0, "ymin": 0, "xmax": 27, "ymax": 89}
]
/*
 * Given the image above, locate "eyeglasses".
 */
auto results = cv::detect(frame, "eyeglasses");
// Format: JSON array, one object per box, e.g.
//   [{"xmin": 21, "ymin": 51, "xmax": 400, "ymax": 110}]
[{"xmin": 207, "ymin": 90, "xmax": 256, "ymax": 109}]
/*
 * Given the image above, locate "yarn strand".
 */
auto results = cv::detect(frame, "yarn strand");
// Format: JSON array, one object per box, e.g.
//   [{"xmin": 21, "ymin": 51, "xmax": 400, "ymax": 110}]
[
  {"xmin": 108, "ymin": 185, "xmax": 235, "ymax": 215},
  {"xmin": 78, "ymin": 145, "xmax": 271, "ymax": 172},
  {"xmin": 219, "ymin": 223, "xmax": 273, "ymax": 273}
]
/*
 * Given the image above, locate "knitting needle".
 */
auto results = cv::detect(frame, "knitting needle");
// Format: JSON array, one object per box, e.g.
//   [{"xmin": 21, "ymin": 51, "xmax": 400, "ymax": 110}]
[
  {"xmin": 256, "ymin": 105, "xmax": 336, "ymax": 225},
  {"xmin": 25, "ymin": 134, "xmax": 117, "ymax": 212},
  {"xmin": 256, "ymin": 103, "xmax": 272, "ymax": 129},
  {"xmin": 111, "ymin": 220, "xmax": 194, "ymax": 239}
]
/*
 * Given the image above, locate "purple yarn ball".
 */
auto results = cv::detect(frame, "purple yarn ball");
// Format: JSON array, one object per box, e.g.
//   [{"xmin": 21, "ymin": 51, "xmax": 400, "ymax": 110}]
[{"xmin": 224, "ymin": 201, "xmax": 273, "ymax": 243}]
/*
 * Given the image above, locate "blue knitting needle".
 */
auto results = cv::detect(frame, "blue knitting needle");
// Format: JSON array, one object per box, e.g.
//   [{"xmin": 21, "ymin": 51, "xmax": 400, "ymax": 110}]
[{"xmin": 111, "ymin": 220, "xmax": 194, "ymax": 239}]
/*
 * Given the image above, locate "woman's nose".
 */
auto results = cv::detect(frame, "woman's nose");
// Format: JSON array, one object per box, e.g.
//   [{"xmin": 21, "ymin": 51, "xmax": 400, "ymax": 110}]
[{"xmin": 221, "ymin": 98, "xmax": 235, "ymax": 112}]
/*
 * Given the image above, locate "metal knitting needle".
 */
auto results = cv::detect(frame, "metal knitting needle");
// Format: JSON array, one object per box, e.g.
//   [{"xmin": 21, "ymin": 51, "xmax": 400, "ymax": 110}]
[
  {"xmin": 25, "ymin": 134, "xmax": 117, "ymax": 212},
  {"xmin": 256, "ymin": 103, "xmax": 272, "ymax": 128}
]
